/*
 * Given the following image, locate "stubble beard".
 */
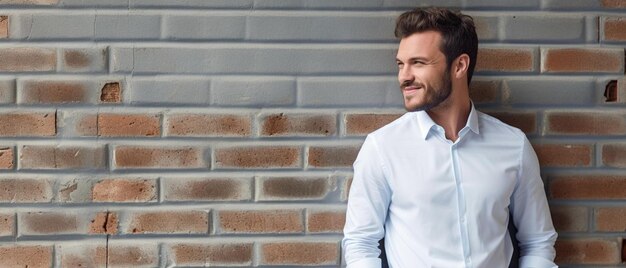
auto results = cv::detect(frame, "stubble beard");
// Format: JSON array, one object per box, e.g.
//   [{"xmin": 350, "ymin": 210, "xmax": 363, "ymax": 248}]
[{"xmin": 401, "ymin": 68, "xmax": 452, "ymax": 112}]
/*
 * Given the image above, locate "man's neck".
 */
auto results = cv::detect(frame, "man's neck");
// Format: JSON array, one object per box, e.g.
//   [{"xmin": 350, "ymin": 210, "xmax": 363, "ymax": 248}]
[{"xmin": 426, "ymin": 98, "xmax": 471, "ymax": 142}]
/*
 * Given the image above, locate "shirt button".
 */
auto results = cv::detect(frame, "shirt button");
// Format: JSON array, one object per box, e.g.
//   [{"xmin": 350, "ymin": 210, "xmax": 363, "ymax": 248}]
[{"xmin": 461, "ymin": 216, "xmax": 467, "ymax": 223}]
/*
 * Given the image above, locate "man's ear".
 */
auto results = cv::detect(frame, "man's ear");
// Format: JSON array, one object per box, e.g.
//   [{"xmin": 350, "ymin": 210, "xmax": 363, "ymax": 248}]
[{"xmin": 453, "ymin": 54, "xmax": 470, "ymax": 79}]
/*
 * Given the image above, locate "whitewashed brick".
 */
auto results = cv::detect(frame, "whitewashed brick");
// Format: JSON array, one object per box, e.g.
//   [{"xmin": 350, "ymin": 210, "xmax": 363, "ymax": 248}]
[
  {"xmin": 504, "ymin": 79, "xmax": 596, "ymax": 106},
  {"xmin": 472, "ymin": 16, "xmax": 499, "ymax": 41},
  {"xmin": 95, "ymin": 15, "xmax": 161, "ymax": 40},
  {"xmin": 0, "ymin": 79, "xmax": 16, "ymax": 104},
  {"xmin": 211, "ymin": 77, "xmax": 295, "ymax": 107},
  {"xmin": 130, "ymin": 77, "xmax": 210, "ymax": 105},
  {"xmin": 502, "ymin": 15, "xmax": 586, "ymax": 42},
  {"xmin": 130, "ymin": 0, "xmax": 251, "ymax": 8},
  {"xmin": 298, "ymin": 77, "xmax": 403, "ymax": 107},
  {"xmin": 541, "ymin": 0, "xmax": 603, "ymax": 10},
  {"xmin": 10, "ymin": 14, "xmax": 94, "ymax": 40},
  {"xmin": 253, "ymin": 0, "xmax": 383, "ymax": 9},
  {"xmin": 163, "ymin": 15, "xmax": 245, "ymax": 40},
  {"xmin": 247, "ymin": 13, "xmax": 395, "ymax": 41},
  {"xmin": 383, "ymin": 0, "xmax": 463, "ymax": 8},
  {"xmin": 58, "ymin": 0, "xmax": 127, "ymax": 7},
  {"xmin": 110, "ymin": 46, "xmax": 396, "ymax": 75},
  {"xmin": 465, "ymin": 0, "xmax": 540, "ymax": 8}
]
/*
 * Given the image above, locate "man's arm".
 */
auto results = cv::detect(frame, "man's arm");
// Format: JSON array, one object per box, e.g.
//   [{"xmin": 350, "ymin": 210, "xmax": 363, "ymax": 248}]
[
  {"xmin": 342, "ymin": 135, "xmax": 391, "ymax": 268},
  {"xmin": 511, "ymin": 137, "xmax": 558, "ymax": 268}
]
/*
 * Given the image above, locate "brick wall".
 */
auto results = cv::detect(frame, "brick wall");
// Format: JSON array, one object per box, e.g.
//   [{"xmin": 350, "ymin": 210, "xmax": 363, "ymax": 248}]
[{"xmin": 0, "ymin": 0, "xmax": 624, "ymax": 267}]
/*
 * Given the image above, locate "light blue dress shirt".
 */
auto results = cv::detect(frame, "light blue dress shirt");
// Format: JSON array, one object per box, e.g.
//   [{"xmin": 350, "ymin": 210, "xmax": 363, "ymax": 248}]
[{"xmin": 343, "ymin": 105, "xmax": 557, "ymax": 268}]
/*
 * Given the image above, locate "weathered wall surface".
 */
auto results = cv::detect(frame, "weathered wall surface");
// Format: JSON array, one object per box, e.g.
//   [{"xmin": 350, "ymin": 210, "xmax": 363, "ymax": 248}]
[{"xmin": 0, "ymin": 0, "xmax": 625, "ymax": 267}]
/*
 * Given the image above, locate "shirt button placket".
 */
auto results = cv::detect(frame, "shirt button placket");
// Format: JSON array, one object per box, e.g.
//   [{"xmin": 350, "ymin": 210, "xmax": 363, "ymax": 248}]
[{"xmin": 451, "ymin": 144, "xmax": 472, "ymax": 268}]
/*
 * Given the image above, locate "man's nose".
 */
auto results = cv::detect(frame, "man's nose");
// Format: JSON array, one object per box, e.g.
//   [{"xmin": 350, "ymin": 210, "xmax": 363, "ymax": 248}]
[{"xmin": 398, "ymin": 66, "xmax": 414, "ymax": 84}]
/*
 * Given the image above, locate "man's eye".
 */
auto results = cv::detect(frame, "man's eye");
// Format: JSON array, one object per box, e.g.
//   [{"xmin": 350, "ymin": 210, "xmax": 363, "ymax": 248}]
[
  {"xmin": 412, "ymin": 60, "xmax": 423, "ymax": 65},
  {"xmin": 397, "ymin": 63, "xmax": 404, "ymax": 68}
]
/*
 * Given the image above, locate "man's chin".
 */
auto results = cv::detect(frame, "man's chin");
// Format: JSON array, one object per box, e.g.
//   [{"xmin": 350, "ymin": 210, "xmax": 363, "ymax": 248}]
[{"xmin": 404, "ymin": 101, "xmax": 430, "ymax": 112}]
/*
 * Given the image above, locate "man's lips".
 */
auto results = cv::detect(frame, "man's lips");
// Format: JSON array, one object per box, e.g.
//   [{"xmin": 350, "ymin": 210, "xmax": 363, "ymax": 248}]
[{"xmin": 402, "ymin": 86, "xmax": 421, "ymax": 94}]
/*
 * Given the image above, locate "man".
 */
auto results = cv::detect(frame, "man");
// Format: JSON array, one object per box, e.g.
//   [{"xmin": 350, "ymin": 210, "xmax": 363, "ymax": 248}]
[{"xmin": 342, "ymin": 7, "xmax": 557, "ymax": 268}]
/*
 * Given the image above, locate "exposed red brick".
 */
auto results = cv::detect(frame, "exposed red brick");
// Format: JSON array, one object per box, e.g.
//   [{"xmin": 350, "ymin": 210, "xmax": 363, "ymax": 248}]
[
  {"xmin": 0, "ymin": 213, "xmax": 14, "ymax": 236},
  {"xmin": 170, "ymin": 243, "xmax": 253, "ymax": 266},
  {"xmin": 550, "ymin": 175, "xmax": 626, "ymax": 199},
  {"xmin": 469, "ymin": 80, "xmax": 499, "ymax": 103},
  {"xmin": 127, "ymin": 210, "xmax": 208, "ymax": 234},
  {"xmin": 345, "ymin": 113, "xmax": 402, "ymax": 135},
  {"xmin": 0, "ymin": 178, "xmax": 52, "ymax": 202},
  {"xmin": 219, "ymin": 210, "xmax": 303, "ymax": 233},
  {"xmin": 163, "ymin": 177, "xmax": 251, "ymax": 201},
  {"xmin": 543, "ymin": 48, "xmax": 624, "ymax": 73},
  {"xmin": 260, "ymin": 113, "xmax": 336, "ymax": 137},
  {"xmin": 549, "ymin": 206, "xmax": 588, "ymax": 232},
  {"xmin": 166, "ymin": 114, "xmax": 251, "ymax": 137},
  {"xmin": 0, "ymin": 147, "xmax": 14, "ymax": 169},
  {"xmin": 533, "ymin": 144, "xmax": 592, "ymax": 167},
  {"xmin": 595, "ymin": 207, "xmax": 626, "ymax": 231},
  {"xmin": 308, "ymin": 145, "xmax": 360, "ymax": 168},
  {"xmin": 19, "ymin": 145, "xmax": 105, "ymax": 170},
  {"xmin": 62, "ymin": 48, "xmax": 107, "ymax": 72},
  {"xmin": 63, "ymin": 50, "xmax": 89, "ymax": 68},
  {"xmin": 0, "ymin": 245, "xmax": 52, "ymax": 268},
  {"xmin": 0, "ymin": 16, "xmax": 7, "ymax": 38},
  {"xmin": 100, "ymin": 82, "xmax": 121, "ymax": 103},
  {"xmin": 214, "ymin": 146, "xmax": 301, "ymax": 169},
  {"xmin": 59, "ymin": 244, "xmax": 106, "ymax": 268},
  {"xmin": 97, "ymin": 113, "xmax": 161, "ymax": 137},
  {"xmin": 307, "ymin": 210, "xmax": 346, "ymax": 233},
  {"xmin": 19, "ymin": 212, "xmax": 79, "ymax": 234},
  {"xmin": 92, "ymin": 178, "xmax": 156, "ymax": 202},
  {"xmin": 261, "ymin": 242, "xmax": 339, "ymax": 265},
  {"xmin": 108, "ymin": 244, "xmax": 158, "ymax": 267},
  {"xmin": 555, "ymin": 239, "xmax": 621, "ymax": 265},
  {"xmin": 20, "ymin": 80, "xmax": 92, "ymax": 104},
  {"xmin": 0, "ymin": 48, "xmax": 56, "ymax": 72},
  {"xmin": 114, "ymin": 146, "xmax": 205, "ymax": 169},
  {"xmin": 476, "ymin": 48, "xmax": 535, "ymax": 72},
  {"xmin": 88, "ymin": 211, "xmax": 118, "ymax": 234},
  {"xmin": 485, "ymin": 111, "xmax": 536, "ymax": 134},
  {"xmin": 602, "ymin": 143, "xmax": 626, "ymax": 167},
  {"xmin": 602, "ymin": 0, "xmax": 626, "ymax": 8},
  {"xmin": 546, "ymin": 111, "xmax": 626, "ymax": 135},
  {"xmin": 0, "ymin": 112, "xmax": 56, "ymax": 136},
  {"xmin": 259, "ymin": 177, "xmax": 329, "ymax": 200},
  {"xmin": 604, "ymin": 17, "xmax": 626, "ymax": 41}
]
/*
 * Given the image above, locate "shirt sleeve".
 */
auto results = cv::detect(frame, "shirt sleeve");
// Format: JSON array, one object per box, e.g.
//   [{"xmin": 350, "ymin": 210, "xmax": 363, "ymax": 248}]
[
  {"xmin": 342, "ymin": 135, "xmax": 391, "ymax": 268},
  {"xmin": 511, "ymin": 137, "xmax": 558, "ymax": 268}
]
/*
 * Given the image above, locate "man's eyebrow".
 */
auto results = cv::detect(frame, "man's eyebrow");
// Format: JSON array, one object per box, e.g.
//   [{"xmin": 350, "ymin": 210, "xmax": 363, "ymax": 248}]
[{"xmin": 396, "ymin": 57, "xmax": 429, "ymax": 62}]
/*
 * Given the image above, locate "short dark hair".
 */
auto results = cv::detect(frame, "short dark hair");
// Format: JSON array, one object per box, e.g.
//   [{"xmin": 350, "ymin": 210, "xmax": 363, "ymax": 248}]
[{"xmin": 395, "ymin": 7, "xmax": 478, "ymax": 85}]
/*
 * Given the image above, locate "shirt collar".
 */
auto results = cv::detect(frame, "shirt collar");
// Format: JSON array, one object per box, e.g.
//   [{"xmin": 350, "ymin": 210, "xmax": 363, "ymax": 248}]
[{"xmin": 415, "ymin": 103, "xmax": 480, "ymax": 140}]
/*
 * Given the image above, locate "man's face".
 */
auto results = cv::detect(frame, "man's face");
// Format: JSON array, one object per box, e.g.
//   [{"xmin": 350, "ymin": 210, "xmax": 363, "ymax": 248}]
[{"xmin": 396, "ymin": 31, "xmax": 452, "ymax": 112}]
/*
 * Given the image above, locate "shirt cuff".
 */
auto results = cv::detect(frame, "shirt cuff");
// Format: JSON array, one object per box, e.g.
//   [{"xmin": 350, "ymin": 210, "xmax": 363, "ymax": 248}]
[
  {"xmin": 519, "ymin": 255, "xmax": 558, "ymax": 268},
  {"xmin": 346, "ymin": 257, "xmax": 381, "ymax": 268}
]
